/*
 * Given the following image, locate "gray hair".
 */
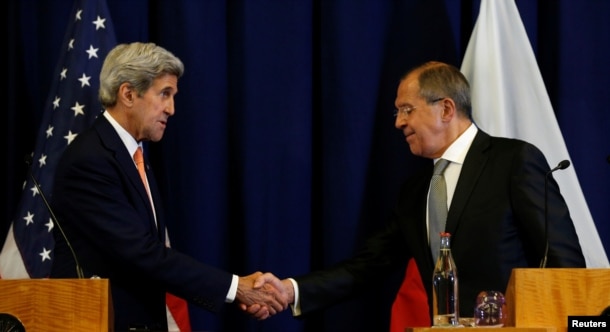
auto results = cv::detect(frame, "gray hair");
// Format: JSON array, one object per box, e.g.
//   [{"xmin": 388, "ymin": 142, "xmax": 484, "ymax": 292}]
[
  {"xmin": 99, "ymin": 42, "xmax": 184, "ymax": 108},
  {"xmin": 404, "ymin": 61, "xmax": 472, "ymax": 119}
]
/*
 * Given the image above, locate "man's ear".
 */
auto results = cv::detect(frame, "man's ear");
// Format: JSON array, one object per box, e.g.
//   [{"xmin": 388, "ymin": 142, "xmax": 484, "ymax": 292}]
[
  {"xmin": 440, "ymin": 97, "xmax": 457, "ymax": 121},
  {"xmin": 118, "ymin": 83, "xmax": 134, "ymax": 106}
]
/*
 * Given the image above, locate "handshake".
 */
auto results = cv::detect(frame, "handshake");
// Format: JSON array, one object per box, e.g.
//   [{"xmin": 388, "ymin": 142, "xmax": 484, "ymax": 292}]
[{"xmin": 236, "ymin": 272, "xmax": 294, "ymax": 320}]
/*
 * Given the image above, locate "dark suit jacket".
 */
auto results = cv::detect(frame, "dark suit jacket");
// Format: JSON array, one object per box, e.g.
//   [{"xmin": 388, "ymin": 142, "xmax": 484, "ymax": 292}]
[
  {"xmin": 295, "ymin": 129, "xmax": 585, "ymax": 319},
  {"xmin": 50, "ymin": 115, "xmax": 233, "ymax": 331}
]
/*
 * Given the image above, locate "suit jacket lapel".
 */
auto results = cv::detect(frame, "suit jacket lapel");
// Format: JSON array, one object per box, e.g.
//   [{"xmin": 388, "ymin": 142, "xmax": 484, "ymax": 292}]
[
  {"xmin": 94, "ymin": 116, "xmax": 161, "ymax": 239},
  {"xmin": 445, "ymin": 130, "xmax": 490, "ymax": 236},
  {"xmin": 144, "ymin": 157, "xmax": 166, "ymax": 244}
]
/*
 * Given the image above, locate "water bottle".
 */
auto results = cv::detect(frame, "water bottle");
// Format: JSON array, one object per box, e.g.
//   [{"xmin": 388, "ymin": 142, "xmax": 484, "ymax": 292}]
[{"xmin": 432, "ymin": 232, "xmax": 459, "ymax": 326}]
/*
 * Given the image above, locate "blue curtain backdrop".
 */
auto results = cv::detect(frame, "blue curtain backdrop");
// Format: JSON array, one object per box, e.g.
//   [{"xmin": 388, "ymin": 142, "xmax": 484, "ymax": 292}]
[{"xmin": 5, "ymin": 0, "xmax": 609, "ymax": 331}]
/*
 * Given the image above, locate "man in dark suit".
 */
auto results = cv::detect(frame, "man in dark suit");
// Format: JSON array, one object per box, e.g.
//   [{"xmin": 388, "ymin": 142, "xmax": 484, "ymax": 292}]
[
  {"xmin": 50, "ymin": 42, "xmax": 286, "ymax": 331},
  {"xmin": 246, "ymin": 61, "xmax": 586, "ymax": 323}
]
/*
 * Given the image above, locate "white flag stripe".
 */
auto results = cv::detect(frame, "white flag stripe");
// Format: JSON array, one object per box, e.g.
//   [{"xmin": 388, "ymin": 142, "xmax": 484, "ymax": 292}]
[
  {"xmin": 167, "ymin": 306, "xmax": 179, "ymax": 332},
  {"xmin": 0, "ymin": 224, "xmax": 29, "ymax": 279},
  {"xmin": 460, "ymin": 0, "xmax": 608, "ymax": 267}
]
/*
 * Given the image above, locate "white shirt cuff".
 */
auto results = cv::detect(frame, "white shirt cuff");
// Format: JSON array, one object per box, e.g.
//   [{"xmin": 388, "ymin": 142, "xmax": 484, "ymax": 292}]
[
  {"xmin": 288, "ymin": 278, "xmax": 301, "ymax": 316},
  {"xmin": 226, "ymin": 274, "xmax": 239, "ymax": 303}
]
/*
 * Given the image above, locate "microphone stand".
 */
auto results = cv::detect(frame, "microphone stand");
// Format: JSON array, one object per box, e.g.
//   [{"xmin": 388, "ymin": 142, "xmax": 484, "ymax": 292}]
[
  {"xmin": 540, "ymin": 173, "xmax": 550, "ymax": 268},
  {"xmin": 539, "ymin": 160, "xmax": 570, "ymax": 268},
  {"xmin": 25, "ymin": 156, "xmax": 84, "ymax": 278}
]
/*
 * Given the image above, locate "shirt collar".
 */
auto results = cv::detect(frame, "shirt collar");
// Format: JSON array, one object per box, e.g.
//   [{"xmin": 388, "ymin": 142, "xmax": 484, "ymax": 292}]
[
  {"xmin": 436, "ymin": 123, "xmax": 478, "ymax": 165},
  {"xmin": 103, "ymin": 111, "xmax": 141, "ymax": 157}
]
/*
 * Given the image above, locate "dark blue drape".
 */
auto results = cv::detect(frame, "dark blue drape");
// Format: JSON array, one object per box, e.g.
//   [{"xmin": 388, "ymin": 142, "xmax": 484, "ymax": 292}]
[{"xmin": 5, "ymin": 0, "xmax": 609, "ymax": 331}]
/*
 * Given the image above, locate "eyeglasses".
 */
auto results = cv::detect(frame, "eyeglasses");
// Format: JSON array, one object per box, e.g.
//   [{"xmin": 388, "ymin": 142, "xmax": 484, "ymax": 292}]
[{"xmin": 393, "ymin": 97, "xmax": 445, "ymax": 118}]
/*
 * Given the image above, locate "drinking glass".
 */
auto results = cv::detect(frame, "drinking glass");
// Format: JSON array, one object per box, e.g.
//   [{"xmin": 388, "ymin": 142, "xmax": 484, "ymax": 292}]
[{"xmin": 473, "ymin": 290, "xmax": 507, "ymax": 327}]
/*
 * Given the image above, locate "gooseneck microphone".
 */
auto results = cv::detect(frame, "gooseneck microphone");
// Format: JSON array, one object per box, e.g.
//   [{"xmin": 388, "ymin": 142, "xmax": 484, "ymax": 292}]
[
  {"xmin": 539, "ymin": 159, "xmax": 571, "ymax": 268},
  {"xmin": 24, "ymin": 155, "xmax": 84, "ymax": 278}
]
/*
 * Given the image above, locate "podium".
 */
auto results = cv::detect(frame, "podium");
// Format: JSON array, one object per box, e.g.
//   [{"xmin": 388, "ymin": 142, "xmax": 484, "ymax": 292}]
[
  {"xmin": 406, "ymin": 268, "xmax": 610, "ymax": 332},
  {"xmin": 406, "ymin": 328, "xmax": 556, "ymax": 332},
  {"xmin": 0, "ymin": 278, "xmax": 113, "ymax": 331},
  {"xmin": 504, "ymin": 268, "xmax": 610, "ymax": 331}
]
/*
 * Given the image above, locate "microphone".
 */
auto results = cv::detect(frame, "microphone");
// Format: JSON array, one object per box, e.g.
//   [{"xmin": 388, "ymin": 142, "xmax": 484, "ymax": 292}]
[
  {"xmin": 24, "ymin": 155, "xmax": 84, "ymax": 278},
  {"xmin": 539, "ymin": 159, "xmax": 571, "ymax": 268}
]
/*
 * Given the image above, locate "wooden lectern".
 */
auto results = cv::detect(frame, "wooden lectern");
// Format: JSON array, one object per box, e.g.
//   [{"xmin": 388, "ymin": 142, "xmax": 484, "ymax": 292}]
[
  {"xmin": 406, "ymin": 268, "xmax": 610, "ymax": 332},
  {"xmin": 504, "ymin": 268, "xmax": 610, "ymax": 331},
  {"xmin": 0, "ymin": 278, "xmax": 113, "ymax": 332}
]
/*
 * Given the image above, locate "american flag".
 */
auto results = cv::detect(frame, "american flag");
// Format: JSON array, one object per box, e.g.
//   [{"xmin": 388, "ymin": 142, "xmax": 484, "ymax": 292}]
[
  {"xmin": 0, "ymin": 0, "xmax": 117, "ymax": 279},
  {"xmin": 1, "ymin": 1, "xmax": 193, "ymax": 329}
]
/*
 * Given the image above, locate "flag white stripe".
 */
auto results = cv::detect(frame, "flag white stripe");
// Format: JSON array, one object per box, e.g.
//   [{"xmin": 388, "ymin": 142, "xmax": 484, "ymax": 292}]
[
  {"xmin": 0, "ymin": 224, "xmax": 30, "ymax": 279},
  {"xmin": 460, "ymin": 0, "xmax": 608, "ymax": 267},
  {"xmin": 167, "ymin": 305, "xmax": 180, "ymax": 332}
]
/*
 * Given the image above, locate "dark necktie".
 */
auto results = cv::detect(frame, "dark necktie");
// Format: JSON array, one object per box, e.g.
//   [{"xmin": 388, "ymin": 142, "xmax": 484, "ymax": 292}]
[{"xmin": 429, "ymin": 158, "xmax": 450, "ymax": 263}]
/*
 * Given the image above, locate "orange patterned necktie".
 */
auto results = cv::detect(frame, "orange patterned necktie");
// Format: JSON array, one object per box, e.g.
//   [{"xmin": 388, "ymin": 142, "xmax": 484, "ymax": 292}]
[
  {"xmin": 133, "ymin": 147, "xmax": 191, "ymax": 330},
  {"xmin": 133, "ymin": 146, "xmax": 148, "ymax": 191}
]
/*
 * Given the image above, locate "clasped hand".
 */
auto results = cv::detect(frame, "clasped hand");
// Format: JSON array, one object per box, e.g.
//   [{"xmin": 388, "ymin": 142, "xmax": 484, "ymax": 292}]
[{"xmin": 236, "ymin": 272, "xmax": 293, "ymax": 320}]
